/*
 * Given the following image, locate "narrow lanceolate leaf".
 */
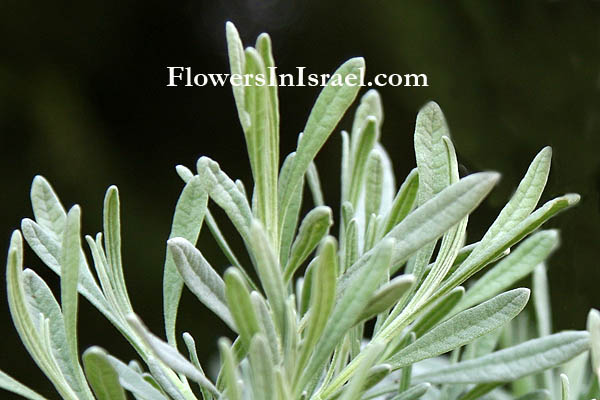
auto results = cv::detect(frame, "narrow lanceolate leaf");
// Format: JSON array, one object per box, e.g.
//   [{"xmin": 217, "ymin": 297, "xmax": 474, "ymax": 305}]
[
  {"xmin": 247, "ymin": 220, "xmax": 287, "ymax": 336},
  {"xmin": 61, "ymin": 206, "xmax": 83, "ymax": 372},
  {"xmin": 251, "ymin": 292, "xmax": 281, "ymax": 365},
  {"xmin": 244, "ymin": 48, "xmax": 278, "ymax": 244},
  {"xmin": 483, "ymin": 148, "xmax": 553, "ymax": 246},
  {"xmin": 533, "ymin": 263, "xmax": 552, "ymax": 337},
  {"xmin": 299, "ymin": 238, "xmax": 393, "ymax": 390},
  {"xmin": 224, "ymin": 268, "xmax": 261, "ymax": 352},
  {"xmin": 7, "ymin": 231, "xmax": 79, "ymax": 399},
  {"xmin": 414, "ymin": 101, "xmax": 451, "ymax": 205},
  {"xmin": 411, "ymin": 287, "xmax": 464, "ymax": 338},
  {"xmin": 350, "ymin": 89, "xmax": 383, "ymax": 151},
  {"xmin": 0, "ymin": 369, "xmax": 48, "ymax": 400},
  {"xmin": 30, "ymin": 175, "xmax": 67, "ymax": 241},
  {"xmin": 297, "ymin": 237, "xmax": 337, "ymax": 373},
  {"xmin": 249, "ymin": 335, "xmax": 275, "ymax": 400},
  {"xmin": 389, "ymin": 289, "xmax": 530, "ymax": 369},
  {"xmin": 414, "ymin": 331, "xmax": 590, "ymax": 384},
  {"xmin": 83, "ymin": 348, "xmax": 126, "ymax": 400},
  {"xmin": 279, "ymin": 57, "xmax": 365, "ymax": 237},
  {"xmin": 458, "ymin": 230, "xmax": 559, "ymax": 311},
  {"xmin": 127, "ymin": 315, "xmax": 219, "ymax": 396},
  {"xmin": 365, "ymin": 149, "xmax": 384, "ymax": 217},
  {"xmin": 23, "ymin": 269, "xmax": 87, "ymax": 397},
  {"xmin": 278, "ymin": 153, "xmax": 304, "ymax": 266},
  {"xmin": 197, "ymin": 157, "xmax": 253, "ymax": 242},
  {"xmin": 168, "ymin": 237, "xmax": 235, "ymax": 331},
  {"xmin": 382, "ymin": 168, "xmax": 418, "ymax": 235},
  {"xmin": 307, "ymin": 162, "xmax": 325, "ymax": 206},
  {"xmin": 103, "ymin": 187, "xmax": 133, "ymax": 316},
  {"xmin": 21, "ymin": 218, "xmax": 110, "ymax": 318},
  {"xmin": 560, "ymin": 374, "xmax": 570, "ymax": 400},
  {"xmin": 347, "ymin": 117, "xmax": 377, "ymax": 204},
  {"xmin": 587, "ymin": 308, "xmax": 600, "ymax": 378},
  {"xmin": 218, "ymin": 338, "xmax": 241, "ymax": 400},
  {"xmin": 341, "ymin": 172, "xmax": 500, "ymax": 294},
  {"xmin": 284, "ymin": 206, "xmax": 333, "ymax": 282},
  {"xmin": 225, "ymin": 22, "xmax": 249, "ymax": 131},
  {"xmin": 163, "ymin": 176, "xmax": 208, "ymax": 345},
  {"xmin": 103, "ymin": 350, "xmax": 167, "ymax": 400},
  {"xmin": 359, "ymin": 275, "xmax": 415, "ymax": 322},
  {"xmin": 441, "ymin": 193, "xmax": 579, "ymax": 305}
]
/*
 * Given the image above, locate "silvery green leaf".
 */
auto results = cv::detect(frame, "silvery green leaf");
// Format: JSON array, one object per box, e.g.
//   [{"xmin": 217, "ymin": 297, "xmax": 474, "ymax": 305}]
[
  {"xmin": 0, "ymin": 369, "xmax": 48, "ymax": 400},
  {"xmin": 167, "ymin": 237, "xmax": 235, "ymax": 331},
  {"xmin": 247, "ymin": 220, "xmax": 287, "ymax": 336},
  {"xmin": 61, "ymin": 206, "xmax": 83, "ymax": 373},
  {"xmin": 30, "ymin": 175, "xmax": 67, "ymax": 241},
  {"xmin": 382, "ymin": 168, "xmax": 418, "ymax": 236},
  {"xmin": 373, "ymin": 143, "xmax": 396, "ymax": 214},
  {"xmin": 299, "ymin": 238, "xmax": 393, "ymax": 390},
  {"xmin": 197, "ymin": 156, "xmax": 253, "ymax": 242},
  {"xmin": 414, "ymin": 331, "xmax": 590, "ymax": 384},
  {"xmin": 338, "ymin": 343, "xmax": 383, "ymax": 400},
  {"xmin": 389, "ymin": 289, "xmax": 529, "ymax": 369},
  {"xmin": 248, "ymin": 334, "xmax": 275, "ymax": 400},
  {"xmin": 163, "ymin": 176, "xmax": 208, "ymax": 345},
  {"xmin": 225, "ymin": 22, "xmax": 249, "ymax": 130},
  {"xmin": 218, "ymin": 338, "xmax": 241, "ymax": 400},
  {"xmin": 307, "ymin": 162, "xmax": 324, "ymax": 206},
  {"xmin": 343, "ymin": 218, "xmax": 359, "ymax": 272},
  {"xmin": 350, "ymin": 89, "xmax": 383, "ymax": 150},
  {"xmin": 297, "ymin": 237, "xmax": 337, "ymax": 373},
  {"xmin": 103, "ymin": 349, "xmax": 167, "ymax": 400},
  {"xmin": 284, "ymin": 206, "xmax": 332, "ymax": 282},
  {"xmin": 278, "ymin": 152, "xmax": 304, "ymax": 267},
  {"xmin": 411, "ymin": 287, "xmax": 464, "ymax": 338},
  {"xmin": 7, "ymin": 232, "xmax": 79, "ymax": 399},
  {"xmin": 103, "ymin": 187, "xmax": 133, "ymax": 316},
  {"xmin": 127, "ymin": 314, "xmax": 219, "ymax": 396},
  {"xmin": 342, "ymin": 172, "xmax": 500, "ymax": 296},
  {"xmin": 299, "ymin": 257, "xmax": 317, "ymax": 317},
  {"xmin": 21, "ymin": 219, "xmax": 110, "ymax": 318},
  {"xmin": 23, "ymin": 269, "xmax": 88, "ymax": 397},
  {"xmin": 438, "ymin": 193, "xmax": 579, "ymax": 305},
  {"xmin": 458, "ymin": 383, "xmax": 501, "ymax": 400},
  {"xmin": 144, "ymin": 355, "xmax": 188, "ymax": 400},
  {"xmin": 279, "ymin": 57, "xmax": 364, "ymax": 235},
  {"xmin": 587, "ymin": 308, "xmax": 600, "ymax": 379},
  {"xmin": 82, "ymin": 347, "xmax": 126, "ymax": 400},
  {"xmin": 347, "ymin": 117, "xmax": 377, "ymax": 205},
  {"xmin": 175, "ymin": 165, "xmax": 194, "ymax": 182},
  {"xmin": 458, "ymin": 230, "xmax": 559, "ymax": 311},
  {"xmin": 477, "ymin": 147, "xmax": 552, "ymax": 253},
  {"xmin": 560, "ymin": 373, "xmax": 570, "ymax": 400},
  {"xmin": 182, "ymin": 333, "xmax": 213, "ymax": 400},
  {"xmin": 244, "ymin": 48, "xmax": 278, "ymax": 243},
  {"xmin": 255, "ymin": 32, "xmax": 279, "ymax": 142},
  {"xmin": 365, "ymin": 149, "xmax": 384, "ymax": 217},
  {"xmin": 224, "ymin": 268, "xmax": 261, "ymax": 353},
  {"xmin": 359, "ymin": 275, "xmax": 415, "ymax": 322},
  {"xmin": 389, "ymin": 383, "xmax": 430, "ymax": 400},
  {"xmin": 414, "ymin": 101, "xmax": 451, "ymax": 205},
  {"xmin": 251, "ymin": 292, "xmax": 281, "ymax": 365}
]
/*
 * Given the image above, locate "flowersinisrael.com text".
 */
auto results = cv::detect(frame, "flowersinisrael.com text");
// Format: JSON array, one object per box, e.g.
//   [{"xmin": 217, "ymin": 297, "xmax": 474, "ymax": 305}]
[{"xmin": 166, "ymin": 66, "xmax": 428, "ymax": 88}]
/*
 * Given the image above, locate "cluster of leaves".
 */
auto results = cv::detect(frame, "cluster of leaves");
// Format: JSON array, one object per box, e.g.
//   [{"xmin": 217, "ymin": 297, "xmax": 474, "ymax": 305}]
[{"xmin": 2, "ymin": 22, "xmax": 599, "ymax": 400}]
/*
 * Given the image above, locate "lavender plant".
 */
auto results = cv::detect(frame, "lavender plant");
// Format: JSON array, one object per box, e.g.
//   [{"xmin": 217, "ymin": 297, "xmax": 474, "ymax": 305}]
[{"xmin": 2, "ymin": 22, "xmax": 598, "ymax": 400}]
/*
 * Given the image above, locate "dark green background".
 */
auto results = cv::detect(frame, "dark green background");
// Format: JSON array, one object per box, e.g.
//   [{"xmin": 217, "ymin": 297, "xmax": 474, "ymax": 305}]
[{"xmin": 1, "ymin": 1, "xmax": 599, "ymax": 397}]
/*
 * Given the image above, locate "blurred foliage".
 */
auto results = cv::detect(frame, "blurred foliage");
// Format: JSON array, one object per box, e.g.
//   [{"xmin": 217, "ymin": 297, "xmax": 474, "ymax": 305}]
[{"xmin": 1, "ymin": 0, "xmax": 599, "ymax": 397}]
